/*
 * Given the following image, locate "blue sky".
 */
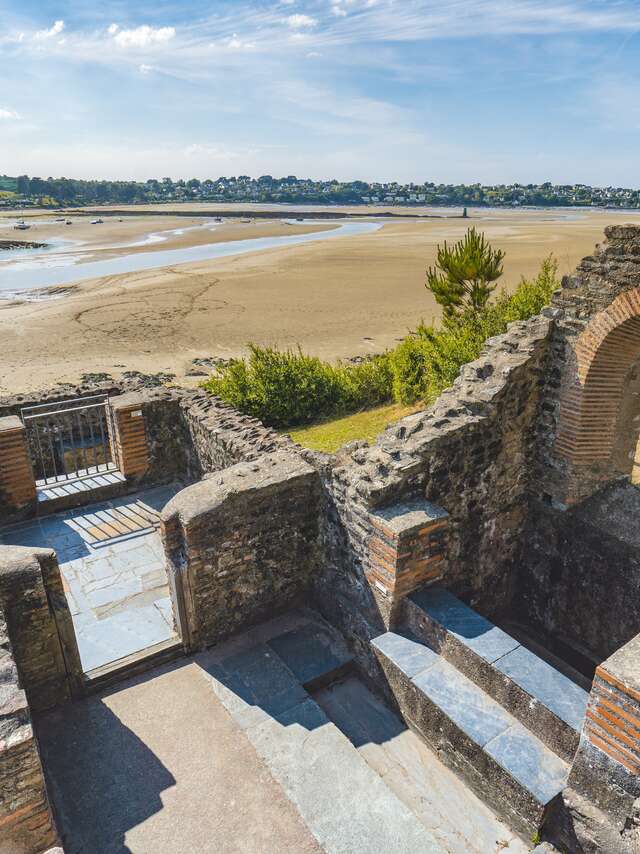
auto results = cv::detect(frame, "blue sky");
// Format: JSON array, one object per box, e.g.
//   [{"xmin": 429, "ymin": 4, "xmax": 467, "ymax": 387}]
[{"xmin": 1, "ymin": 1, "xmax": 640, "ymax": 184}]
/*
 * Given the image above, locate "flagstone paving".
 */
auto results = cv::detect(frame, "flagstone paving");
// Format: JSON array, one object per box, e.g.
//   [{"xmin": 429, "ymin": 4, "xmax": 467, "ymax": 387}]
[{"xmin": 0, "ymin": 484, "xmax": 183, "ymax": 672}]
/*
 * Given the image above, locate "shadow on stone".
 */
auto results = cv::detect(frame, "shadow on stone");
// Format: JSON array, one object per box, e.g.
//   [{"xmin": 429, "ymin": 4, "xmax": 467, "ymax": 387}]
[{"xmin": 35, "ymin": 692, "xmax": 176, "ymax": 853}]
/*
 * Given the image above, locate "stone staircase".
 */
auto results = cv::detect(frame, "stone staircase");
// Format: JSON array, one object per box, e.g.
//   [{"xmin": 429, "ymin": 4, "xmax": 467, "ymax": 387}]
[
  {"xmin": 197, "ymin": 611, "xmax": 445, "ymax": 853},
  {"xmin": 372, "ymin": 586, "xmax": 590, "ymax": 840}
]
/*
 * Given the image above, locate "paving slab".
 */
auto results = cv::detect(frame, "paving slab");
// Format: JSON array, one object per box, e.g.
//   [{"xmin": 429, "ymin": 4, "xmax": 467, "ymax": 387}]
[
  {"xmin": 36, "ymin": 660, "xmax": 323, "ymax": 854},
  {"xmin": 494, "ymin": 644, "xmax": 588, "ymax": 731},
  {"xmin": 410, "ymin": 586, "xmax": 520, "ymax": 663},
  {"xmin": 413, "ymin": 658, "xmax": 513, "ymax": 747},
  {"xmin": 372, "ymin": 630, "xmax": 439, "ymax": 678},
  {"xmin": 485, "ymin": 723, "xmax": 569, "ymax": 805},
  {"xmin": 0, "ymin": 484, "xmax": 184, "ymax": 672},
  {"xmin": 267, "ymin": 622, "xmax": 353, "ymax": 686}
]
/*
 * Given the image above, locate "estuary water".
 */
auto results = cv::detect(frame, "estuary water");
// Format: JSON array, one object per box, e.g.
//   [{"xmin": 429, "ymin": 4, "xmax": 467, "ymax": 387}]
[{"xmin": 0, "ymin": 220, "xmax": 381, "ymax": 297}]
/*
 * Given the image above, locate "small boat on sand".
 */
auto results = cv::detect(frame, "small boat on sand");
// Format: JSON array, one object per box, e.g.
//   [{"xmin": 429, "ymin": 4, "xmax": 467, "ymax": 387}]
[
  {"xmin": 90, "ymin": 219, "xmax": 104, "ymax": 225},
  {"xmin": 14, "ymin": 220, "xmax": 30, "ymax": 230}
]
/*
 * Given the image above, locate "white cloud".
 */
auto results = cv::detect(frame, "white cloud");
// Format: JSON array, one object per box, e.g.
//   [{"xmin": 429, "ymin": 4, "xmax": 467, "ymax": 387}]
[
  {"xmin": 286, "ymin": 14, "xmax": 317, "ymax": 29},
  {"xmin": 34, "ymin": 20, "xmax": 64, "ymax": 40},
  {"xmin": 113, "ymin": 25, "xmax": 176, "ymax": 49},
  {"xmin": 0, "ymin": 108, "xmax": 20, "ymax": 120},
  {"xmin": 139, "ymin": 64, "xmax": 153, "ymax": 74},
  {"xmin": 226, "ymin": 34, "xmax": 256, "ymax": 50},
  {"xmin": 108, "ymin": 24, "xmax": 119, "ymax": 35}
]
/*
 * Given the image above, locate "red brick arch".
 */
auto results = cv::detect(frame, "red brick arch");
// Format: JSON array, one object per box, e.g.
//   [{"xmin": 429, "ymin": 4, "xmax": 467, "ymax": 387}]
[{"xmin": 556, "ymin": 288, "xmax": 640, "ymax": 467}]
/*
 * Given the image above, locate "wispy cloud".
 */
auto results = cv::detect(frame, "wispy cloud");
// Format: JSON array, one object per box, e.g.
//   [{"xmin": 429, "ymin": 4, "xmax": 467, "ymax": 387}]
[
  {"xmin": 3, "ymin": 1, "xmax": 640, "ymax": 184},
  {"xmin": 0, "ymin": 108, "xmax": 21, "ymax": 120},
  {"xmin": 286, "ymin": 14, "xmax": 318, "ymax": 29}
]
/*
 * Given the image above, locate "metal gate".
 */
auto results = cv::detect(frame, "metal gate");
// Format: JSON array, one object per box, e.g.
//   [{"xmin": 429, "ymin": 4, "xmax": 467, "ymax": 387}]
[{"xmin": 21, "ymin": 395, "xmax": 118, "ymax": 486}]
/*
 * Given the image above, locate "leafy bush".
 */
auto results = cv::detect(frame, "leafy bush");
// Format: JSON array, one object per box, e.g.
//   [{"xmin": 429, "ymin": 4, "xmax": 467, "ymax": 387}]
[
  {"xmin": 204, "ymin": 344, "xmax": 392, "ymax": 428},
  {"xmin": 205, "ymin": 256, "xmax": 559, "ymax": 426},
  {"xmin": 390, "ymin": 256, "xmax": 559, "ymax": 403},
  {"xmin": 389, "ymin": 334, "xmax": 432, "ymax": 403}
]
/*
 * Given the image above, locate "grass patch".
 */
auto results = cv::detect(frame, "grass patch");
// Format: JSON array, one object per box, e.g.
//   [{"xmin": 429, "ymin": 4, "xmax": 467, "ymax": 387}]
[{"xmin": 284, "ymin": 402, "xmax": 422, "ymax": 452}]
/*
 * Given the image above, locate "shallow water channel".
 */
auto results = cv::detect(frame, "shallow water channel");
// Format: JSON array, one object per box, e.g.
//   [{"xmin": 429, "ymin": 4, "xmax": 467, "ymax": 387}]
[{"xmin": 0, "ymin": 220, "xmax": 381, "ymax": 297}]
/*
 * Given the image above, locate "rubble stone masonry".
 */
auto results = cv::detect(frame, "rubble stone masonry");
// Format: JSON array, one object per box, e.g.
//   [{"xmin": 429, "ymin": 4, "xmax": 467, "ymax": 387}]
[
  {"xmin": 0, "ymin": 548, "xmax": 81, "ymax": 712},
  {"xmin": 161, "ymin": 452, "xmax": 320, "ymax": 649},
  {"xmin": 0, "ymin": 610, "xmax": 57, "ymax": 854},
  {"xmin": 311, "ymin": 315, "xmax": 552, "ymax": 677}
]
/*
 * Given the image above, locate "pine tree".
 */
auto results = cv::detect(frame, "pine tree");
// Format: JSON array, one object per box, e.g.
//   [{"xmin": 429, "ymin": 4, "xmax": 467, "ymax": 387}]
[{"xmin": 426, "ymin": 227, "xmax": 505, "ymax": 321}]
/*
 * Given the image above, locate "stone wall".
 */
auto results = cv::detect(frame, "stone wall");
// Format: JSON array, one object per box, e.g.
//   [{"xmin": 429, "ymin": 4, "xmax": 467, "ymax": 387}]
[
  {"xmin": 180, "ymin": 391, "xmax": 295, "ymax": 475},
  {"xmin": 0, "ymin": 547, "xmax": 82, "ymax": 712},
  {"xmin": 519, "ymin": 482, "xmax": 640, "ymax": 667},
  {"xmin": 0, "ymin": 382, "xmax": 296, "ymax": 516},
  {"xmin": 114, "ymin": 388, "xmax": 296, "ymax": 487},
  {"xmin": 311, "ymin": 315, "xmax": 552, "ymax": 677},
  {"xmin": 0, "ymin": 609, "xmax": 58, "ymax": 854},
  {"xmin": 161, "ymin": 451, "xmax": 320, "ymax": 650},
  {"xmin": 519, "ymin": 224, "xmax": 640, "ymax": 669}
]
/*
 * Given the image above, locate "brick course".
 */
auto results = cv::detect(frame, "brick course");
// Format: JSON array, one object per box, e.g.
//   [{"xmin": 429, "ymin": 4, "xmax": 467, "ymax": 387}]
[{"xmin": 0, "ymin": 417, "xmax": 36, "ymax": 515}]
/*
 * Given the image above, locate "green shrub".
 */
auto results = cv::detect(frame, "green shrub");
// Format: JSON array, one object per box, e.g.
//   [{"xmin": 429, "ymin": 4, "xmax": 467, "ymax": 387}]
[
  {"xmin": 204, "ymin": 256, "xmax": 559, "ymax": 426},
  {"xmin": 204, "ymin": 344, "xmax": 392, "ymax": 428},
  {"xmin": 390, "ymin": 334, "xmax": 432, "ymax": 403},
  {"xmin": 390, "ymin": 256, "xmax": 559, "ymax": 404}
]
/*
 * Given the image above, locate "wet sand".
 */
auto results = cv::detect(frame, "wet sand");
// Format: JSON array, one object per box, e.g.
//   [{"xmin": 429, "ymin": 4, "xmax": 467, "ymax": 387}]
[
  {"xmin": 1, "ymin": 207, "xmax": 639, "ymax": 394},
  {"xmin": 0, "ymin": 214, "xmax": 336, "ymax": 262}
]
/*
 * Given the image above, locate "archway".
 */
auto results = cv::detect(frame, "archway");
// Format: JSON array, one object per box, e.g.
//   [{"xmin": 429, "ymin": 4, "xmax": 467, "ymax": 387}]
[{"xmin": 555, "ymin": 288, "xmax": 640, "ymax": 502}]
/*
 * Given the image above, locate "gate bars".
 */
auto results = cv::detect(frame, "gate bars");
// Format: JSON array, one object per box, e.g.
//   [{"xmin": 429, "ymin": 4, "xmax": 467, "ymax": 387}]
[{"xmin": 20, "ymin": 395, "xmax": 118, "ymax": 486}]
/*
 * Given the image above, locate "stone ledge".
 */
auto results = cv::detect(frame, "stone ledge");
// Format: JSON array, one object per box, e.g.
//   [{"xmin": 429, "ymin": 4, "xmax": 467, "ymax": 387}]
[
  {"xmin": 162, "ymin": 451, "xmax": 316, "ymax": 526},
  {"xmin": 370, "ymin": 500, "xmax": 449, "ymax": 538}
]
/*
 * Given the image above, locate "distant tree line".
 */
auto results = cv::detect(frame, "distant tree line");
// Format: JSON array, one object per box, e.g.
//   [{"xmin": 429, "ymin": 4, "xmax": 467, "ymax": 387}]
[{"xmin": 2, "ymin": 173, "xmax": 640, "ymax": 209}]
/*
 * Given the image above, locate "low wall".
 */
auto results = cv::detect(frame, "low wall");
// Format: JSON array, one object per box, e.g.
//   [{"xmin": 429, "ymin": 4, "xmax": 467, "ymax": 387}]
[
  {"xmin": 312, "ymin": 315, "xmax": 552, "ymax": 676},
  {"xmin": 0, "ymin": 381, "xmax": 296, "ymax": 516},
  {"xmin": 0, "ymin": 547, "xmax": 82, "ymax": 711},
  {"xmin": 180, "ymin": 390, "xmax": 295, "ymax": 474},
  {"xmin": 161, "ymin": 451, "xmax": 320, "ymax": 650},
  {"xmin": 111, "ymin": 388, "xmax": 296, "ymax": 486},
  {"xmin": 0, "ymin": 610, "xmax": 58, "ymax": 854}
]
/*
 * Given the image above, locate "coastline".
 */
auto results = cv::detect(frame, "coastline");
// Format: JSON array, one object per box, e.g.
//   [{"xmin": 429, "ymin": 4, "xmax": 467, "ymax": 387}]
[{"xmin": 2, "ymin": 206, "xmax": 640, "ymax": 395}]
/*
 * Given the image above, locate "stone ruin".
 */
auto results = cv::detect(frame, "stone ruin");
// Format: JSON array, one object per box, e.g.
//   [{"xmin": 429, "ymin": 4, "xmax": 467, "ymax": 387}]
[{"xmin": 2, "ymin": 225, "xmax": 640, "ymax": 852}]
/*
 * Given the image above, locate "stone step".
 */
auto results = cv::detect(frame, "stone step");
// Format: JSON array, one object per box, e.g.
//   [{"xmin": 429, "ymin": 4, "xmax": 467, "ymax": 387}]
[
  {"xmin": 372, "ymin": 630, "xmax": 569, "ymax": 840},
  {"xmin": 266, "ymin": 620, "xmax": 353, "ymax": 690},
  {"xmin": 197, "ymin": 629, "xmax": 444, "ymax": 853},
  {"xmin": 404, "ymin": 586, "xmax": 589, "ymax": 762}
]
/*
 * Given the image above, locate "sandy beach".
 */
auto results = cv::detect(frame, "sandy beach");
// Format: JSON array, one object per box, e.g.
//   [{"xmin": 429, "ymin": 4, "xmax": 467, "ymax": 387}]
[{"xmin": 1, "ymin": 206, "xmax": 639, "ymax": 394}]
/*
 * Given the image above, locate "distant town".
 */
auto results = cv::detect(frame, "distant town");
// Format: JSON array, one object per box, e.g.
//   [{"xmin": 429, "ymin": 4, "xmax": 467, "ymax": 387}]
[{"xmin": 2, "ymin": 173, "xmax": 640, "ymax": 209}]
